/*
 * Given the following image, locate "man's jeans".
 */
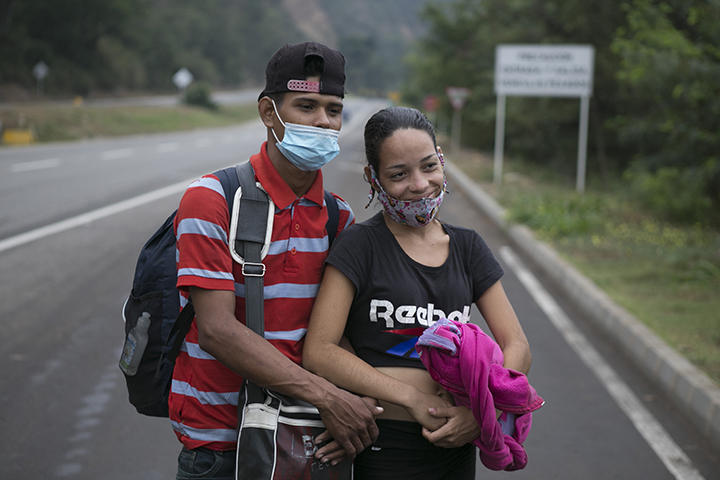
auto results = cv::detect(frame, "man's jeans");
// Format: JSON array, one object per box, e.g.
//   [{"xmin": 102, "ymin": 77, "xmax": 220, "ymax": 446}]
[{"xmin": 177, "ymin": 447, "xmax": 236, "ymax": 480}]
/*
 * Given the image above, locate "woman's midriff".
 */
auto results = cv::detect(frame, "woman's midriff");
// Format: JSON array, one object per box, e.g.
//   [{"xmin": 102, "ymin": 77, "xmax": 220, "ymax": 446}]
[{"xmin": 375, "ymin": 366, "xmax": 454, "ymax": 422}]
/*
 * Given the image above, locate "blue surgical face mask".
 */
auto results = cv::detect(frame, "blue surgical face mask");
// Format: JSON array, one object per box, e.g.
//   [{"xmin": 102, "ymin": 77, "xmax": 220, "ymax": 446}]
[{"xmin": 271, "ymin": 100, "xmax": 340, "ymax": 172}]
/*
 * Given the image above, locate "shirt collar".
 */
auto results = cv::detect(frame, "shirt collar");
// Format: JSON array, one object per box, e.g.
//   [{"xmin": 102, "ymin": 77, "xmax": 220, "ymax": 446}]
[{"xmin": 250, "ymin": 142, "xmax": 325, "ymax": 210}]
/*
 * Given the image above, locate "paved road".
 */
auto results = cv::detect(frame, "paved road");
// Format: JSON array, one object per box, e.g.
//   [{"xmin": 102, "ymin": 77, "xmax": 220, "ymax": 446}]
[{"xmin": 0, "ymin": 98, "xmax": 717, "ymax": 479}]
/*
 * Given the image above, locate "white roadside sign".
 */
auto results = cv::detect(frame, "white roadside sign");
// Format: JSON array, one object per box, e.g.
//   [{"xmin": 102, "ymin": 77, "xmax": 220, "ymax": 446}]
[
  {"xmin": 173, "ymin": 68, "xmax": 194, "ymax": 91},
  {"xmin": 495, "ymin": 45, "xmax": 594, "ymax": 97},
  {"xmin": 32, "ymin": 61, "xmax": 49, "ymax": 81},
  {"xmin": 493, "ymin": 44, "xmax": 595, "ymax": 193}
]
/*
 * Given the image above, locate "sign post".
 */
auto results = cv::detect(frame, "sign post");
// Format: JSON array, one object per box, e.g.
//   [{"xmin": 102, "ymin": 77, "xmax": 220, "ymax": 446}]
[
  {"xmin": 494, "ymin": 45, "xmax": 594, "ymax": 191},
  {"xmin": 493, "ymin": 93, "xmax": 506, "ymax": 186},
  {"xmin": 577, "ymin": 95, "xmax": 590, "ymax": 192},
  {"xmin": 32, "ymin": 61, "xmax": 49, "ymax": 99},
  {"xmin": 445, "ymin": 87, "xmax": 470, "ymax": 154}
]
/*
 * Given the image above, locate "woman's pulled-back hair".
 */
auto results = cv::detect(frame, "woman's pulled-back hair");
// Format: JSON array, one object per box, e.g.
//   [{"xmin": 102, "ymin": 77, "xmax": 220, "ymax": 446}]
[{"xmin": 364, "ymin": 106, "xmax": 437, "ymax": 171}]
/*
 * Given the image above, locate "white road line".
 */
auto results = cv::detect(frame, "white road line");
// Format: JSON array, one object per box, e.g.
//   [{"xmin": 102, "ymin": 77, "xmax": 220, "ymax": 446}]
[
  {"xmin": 101, "ymin": 148, "xmax": 134, "ymax": 161},
  {"xmin": 499, "ymin": 246, "xmax": 705, "ymax": 480},
  {"xmin": 157, "ymin": 142, "xmax": 179, "ymax": 153},
  {"xmin": 11, "ymin": 158, "xmax": 62, "ymax": 172},
  {"xmin": 0, "ymin": 177, "xmax": 196, "ymax": 254}
]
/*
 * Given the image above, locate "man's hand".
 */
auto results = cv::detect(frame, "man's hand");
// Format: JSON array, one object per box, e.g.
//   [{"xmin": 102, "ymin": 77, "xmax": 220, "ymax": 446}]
[
  {"xmin": 421, "ymin": 406, "xmax": 481, "ymax": 448},
  {"xmin": 315, "ymin": 390, "xmax": 382, "ymax": 462},
  {"xmin": 314, "ymin": 396, "xmax": 382, "ymax": 464}
]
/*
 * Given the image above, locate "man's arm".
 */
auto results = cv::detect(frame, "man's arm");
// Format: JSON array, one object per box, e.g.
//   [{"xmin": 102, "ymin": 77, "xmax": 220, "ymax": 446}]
[{"xmin": 190, "ymin": 286, "xmax": 380, "ymax": 458}]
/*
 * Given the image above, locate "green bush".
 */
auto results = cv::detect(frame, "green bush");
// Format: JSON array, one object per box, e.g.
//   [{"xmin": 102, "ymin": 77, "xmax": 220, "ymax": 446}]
[
  {"xmin": 624, "ymin": 163, "xmax": 716, "ymax": 226},
  {"xmin": 183, "ymin": 82, "xmax": 218, "ymax": 110},
  {"xmin": 504, "ymin": 191, "xmax": 608, "ymax": 239}
]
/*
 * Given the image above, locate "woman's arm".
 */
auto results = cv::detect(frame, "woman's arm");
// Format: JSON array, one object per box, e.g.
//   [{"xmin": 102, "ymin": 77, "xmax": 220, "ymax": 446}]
[
  {"xmin": 423, "ymin": 281, "xmax": 531, "ymax": 449},
  {"xmin": 421, "ymin": 406, "xmax": 482, "ymax": 448},
  {"xmin": 476, "ymin": 280, "xmax": 532, "ymax": 374},
  {"xmin": 303, "ymin": 265, "xmax": 451, "ymax": 430}
]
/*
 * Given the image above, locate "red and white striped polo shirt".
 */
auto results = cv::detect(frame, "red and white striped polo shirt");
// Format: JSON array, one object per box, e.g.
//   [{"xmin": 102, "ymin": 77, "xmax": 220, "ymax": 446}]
[{"xmin": 169, "ymin": 142, "xmax": 354, "ymax": 451}]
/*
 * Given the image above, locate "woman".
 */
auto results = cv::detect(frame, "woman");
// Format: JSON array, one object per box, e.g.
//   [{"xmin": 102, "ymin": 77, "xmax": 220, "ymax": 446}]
[{"xmin": 303, "ymin": 106, "xmax": 532, "ymax": 479}]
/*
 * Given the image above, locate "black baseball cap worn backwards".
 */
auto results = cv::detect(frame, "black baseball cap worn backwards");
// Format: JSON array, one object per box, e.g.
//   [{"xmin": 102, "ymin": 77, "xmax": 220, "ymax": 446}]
[{"xmin": 258, "ymin": 42, "xmax": 346, "ymax": 101}]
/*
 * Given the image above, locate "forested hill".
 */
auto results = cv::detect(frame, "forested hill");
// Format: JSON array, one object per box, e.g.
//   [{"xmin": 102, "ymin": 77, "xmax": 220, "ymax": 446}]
[{"xmin": 0, "ymin": 0, "xmax": 444, "ymax": 100}]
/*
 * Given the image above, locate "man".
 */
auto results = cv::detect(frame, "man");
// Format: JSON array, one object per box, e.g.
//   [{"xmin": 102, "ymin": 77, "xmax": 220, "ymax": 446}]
[{"xmin": 171, "ymin": 42, "xmax": 381, "ymax": 479}]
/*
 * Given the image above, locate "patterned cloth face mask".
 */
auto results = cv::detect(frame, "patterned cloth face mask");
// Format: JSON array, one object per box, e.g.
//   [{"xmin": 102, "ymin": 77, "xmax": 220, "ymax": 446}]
[
  {"xmin": 271, "ymin": 99, "xmax": 340, "ymax": 171},
  {"xmin": 366, "ymin": 151, "xmax": 447, "ymax": 228}
]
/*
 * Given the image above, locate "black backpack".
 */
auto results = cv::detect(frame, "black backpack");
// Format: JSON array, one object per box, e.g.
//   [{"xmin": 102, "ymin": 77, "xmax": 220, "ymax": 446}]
[{"xmin": 121, "ymin": 162, "xmax": 340, "ymax": 417}]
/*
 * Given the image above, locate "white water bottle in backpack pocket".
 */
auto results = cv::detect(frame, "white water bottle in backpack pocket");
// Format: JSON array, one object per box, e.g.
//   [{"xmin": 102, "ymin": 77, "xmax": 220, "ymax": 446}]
[{"xmin": 119, "ymin": 312, "xmax": 151, "ymax": 376}]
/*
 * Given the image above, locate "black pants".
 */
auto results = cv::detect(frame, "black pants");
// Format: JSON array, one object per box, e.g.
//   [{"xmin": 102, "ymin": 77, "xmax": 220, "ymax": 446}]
[{"xmin": 354, "ymin": 419, "xmax": 476, "ymax": 480}]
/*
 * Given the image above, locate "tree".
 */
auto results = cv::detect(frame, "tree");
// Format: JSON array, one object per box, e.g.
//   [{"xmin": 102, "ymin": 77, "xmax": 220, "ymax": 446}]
[
  {"xmin": 0, "ymin": 0, "xmax": 304, "ymax": 95},
  {"xmin": 611, "ymin": 0, "xmax": 720, "ymax": 222},
  {"xmin": 403, "ymin": 0, "xmax": 627, "ymax": 180},
  {"xmin": 404, "ymin": 0, "xmax": 720, "ymax": 225},
  {"xmin": 0, "ymin": 0, "xmax": 144, "ymax": 93}
]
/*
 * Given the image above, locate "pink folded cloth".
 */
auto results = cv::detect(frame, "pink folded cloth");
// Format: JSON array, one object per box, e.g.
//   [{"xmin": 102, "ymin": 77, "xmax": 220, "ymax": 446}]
[{"xmin": 416, "ymin": 318, "xmax": 544, "ymax": 471}]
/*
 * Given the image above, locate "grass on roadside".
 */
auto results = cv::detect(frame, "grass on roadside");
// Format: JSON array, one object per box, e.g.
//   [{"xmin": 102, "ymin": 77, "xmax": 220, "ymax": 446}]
[
  {"xmin": 0, "ymin": 103, "xmax": 258, "ymax": 143},
  {"xmin": 450, "ymin": 149, "xmax": 720, "ymax": 385}
]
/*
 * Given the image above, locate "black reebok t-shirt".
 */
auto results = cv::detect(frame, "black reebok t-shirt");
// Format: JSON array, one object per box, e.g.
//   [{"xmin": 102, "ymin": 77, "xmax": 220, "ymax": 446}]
[{"xmin": 326, "ymin": 212, "xmax": 504, "ymax": 369}]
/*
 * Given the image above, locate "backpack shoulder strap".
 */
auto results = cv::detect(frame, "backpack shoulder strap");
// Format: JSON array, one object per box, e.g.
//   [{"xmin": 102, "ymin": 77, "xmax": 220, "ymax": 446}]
[
  {"xmin": 233, "ymin": 161, "xmax": 269, "ymax": 337},
  {"xmin": 215, "ymin": 166, "xmax": 242, "ymax": 214},
  {"xmin": 229, "ymin": 162, "xmax": 274, "ymax": 265},
  {"xmin": 324, "ymin": 190, "xmax": 340, "ymax": 246}
]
